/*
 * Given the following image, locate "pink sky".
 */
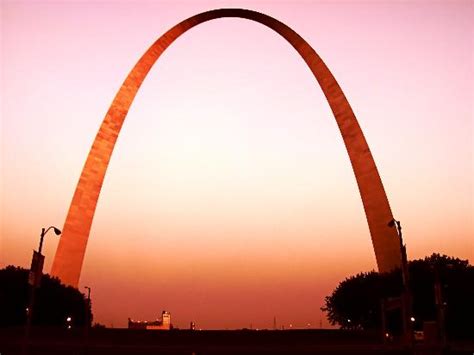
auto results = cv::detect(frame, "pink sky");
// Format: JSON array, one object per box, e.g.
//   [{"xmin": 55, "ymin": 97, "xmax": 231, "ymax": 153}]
[{"xmin": 1, "ymin": 1, "xmax": 473, "ymax": 329}]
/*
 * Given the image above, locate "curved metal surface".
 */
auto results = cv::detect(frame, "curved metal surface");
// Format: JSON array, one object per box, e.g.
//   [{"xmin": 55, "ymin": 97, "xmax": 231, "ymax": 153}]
[{"xmin": 51, "ymin": 8, "xmax": 401, "ymax": 287}]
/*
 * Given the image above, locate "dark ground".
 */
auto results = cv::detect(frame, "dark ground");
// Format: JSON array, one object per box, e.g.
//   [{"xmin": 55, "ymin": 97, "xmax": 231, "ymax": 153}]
[{"xmin": 1, "ymin": 327, "xmax": 473, "ymax": 355}]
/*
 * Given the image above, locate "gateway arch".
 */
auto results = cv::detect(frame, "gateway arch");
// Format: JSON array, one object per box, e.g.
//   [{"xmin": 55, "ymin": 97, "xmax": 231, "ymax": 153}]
[{"xmin": 51, "ymin": 8, "xmax": 402, "ymax": 287}]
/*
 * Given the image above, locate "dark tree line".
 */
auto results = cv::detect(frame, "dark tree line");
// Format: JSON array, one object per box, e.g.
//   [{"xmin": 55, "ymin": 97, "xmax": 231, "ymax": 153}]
[
  {"xmin": 0, "ymin": 266, "xmax": 92, "ymax": 327},
  {"xmin": 322, "ymin": 254, "xmax": 474, "ymax": 339}
]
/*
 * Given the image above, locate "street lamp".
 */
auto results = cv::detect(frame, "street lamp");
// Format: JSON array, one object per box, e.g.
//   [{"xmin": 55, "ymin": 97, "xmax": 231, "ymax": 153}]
[
  {"xmin": 388, "ymin": 218, "xmax": 413, "ymax": 344},
  {"xmin": 23, "ymin": 225, "xmax": 62, "ymax": 355},
  {"xmin": 388, "ymin": 219, "xmax": 408, "ymax": 286},
  {"xmin": 28, "ymin": 226, "xmax": 61, "ymax": 289},
  {"xmin": 38, "ymin": 226, "xmax": 62, "ymax": 254}
]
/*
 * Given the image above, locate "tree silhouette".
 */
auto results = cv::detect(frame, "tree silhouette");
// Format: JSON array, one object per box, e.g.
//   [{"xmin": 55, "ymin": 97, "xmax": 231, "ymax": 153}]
[
  {"xmin": 322, "ymin": 254, "xmax": 474, "ymax": 339},
  {"xmin": 0, "ymin": 266, "xmax": 92, "ymax": 327}
]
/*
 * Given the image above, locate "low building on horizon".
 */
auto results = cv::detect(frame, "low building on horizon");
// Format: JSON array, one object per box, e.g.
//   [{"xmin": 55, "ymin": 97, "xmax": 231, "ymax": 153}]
[{"xmin": 128, "ymin": 310, "xmax": 171, "ymax": 330}]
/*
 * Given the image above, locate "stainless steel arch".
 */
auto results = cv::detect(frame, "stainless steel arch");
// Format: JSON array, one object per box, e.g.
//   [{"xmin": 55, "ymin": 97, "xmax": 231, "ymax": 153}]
[{"xmin": 51, "ymin": 8, "xmax": 401, "ymax": 287}]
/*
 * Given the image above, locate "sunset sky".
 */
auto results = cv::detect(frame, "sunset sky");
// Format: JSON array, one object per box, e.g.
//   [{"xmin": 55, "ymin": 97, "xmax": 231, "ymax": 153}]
[{"xmin": 1, "ymin": 0, "xmax": 472, "ymax": 329}]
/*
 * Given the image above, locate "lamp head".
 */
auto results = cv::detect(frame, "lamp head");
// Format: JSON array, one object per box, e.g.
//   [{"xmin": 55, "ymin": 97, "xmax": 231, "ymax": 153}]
[
  {"xmin": 53, "ymin": 227, "xmax": 62, "ymax": 235},
  {"xmin": 387, "ymin": 219, "xmax": 396, "ymax": 228}
]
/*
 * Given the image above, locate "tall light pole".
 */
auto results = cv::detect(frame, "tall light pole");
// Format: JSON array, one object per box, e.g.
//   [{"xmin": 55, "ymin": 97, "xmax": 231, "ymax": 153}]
[
  {"xmin": 38, "ymin": 226, "xmax": 61, "ymax": 254},
  {"xmin": 388, "ymin": 219, "xmax": 412, "ymax": 344},
  {"xmin": 23, "ymin": 226, "xmax": 61, "ymax": 355}
]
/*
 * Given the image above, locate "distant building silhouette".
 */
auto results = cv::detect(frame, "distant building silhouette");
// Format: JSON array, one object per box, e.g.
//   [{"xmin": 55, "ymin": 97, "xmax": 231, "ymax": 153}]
[{"xmin": 128, "ymin": 311, "xmax": 171, "ymax": 330}]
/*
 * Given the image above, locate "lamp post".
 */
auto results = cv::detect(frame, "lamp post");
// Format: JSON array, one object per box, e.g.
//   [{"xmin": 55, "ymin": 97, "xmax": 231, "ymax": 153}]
[
  {"xmin": 38, "ymin": 226, "xmax": 61, "ymax": 254},
  {"xmin": 388, "ymin": 219, "xmax": 413, "ymax": 345},
  {"xmin": 23, "ymin": 226, "xmax": 61, "ymax": 355}
]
